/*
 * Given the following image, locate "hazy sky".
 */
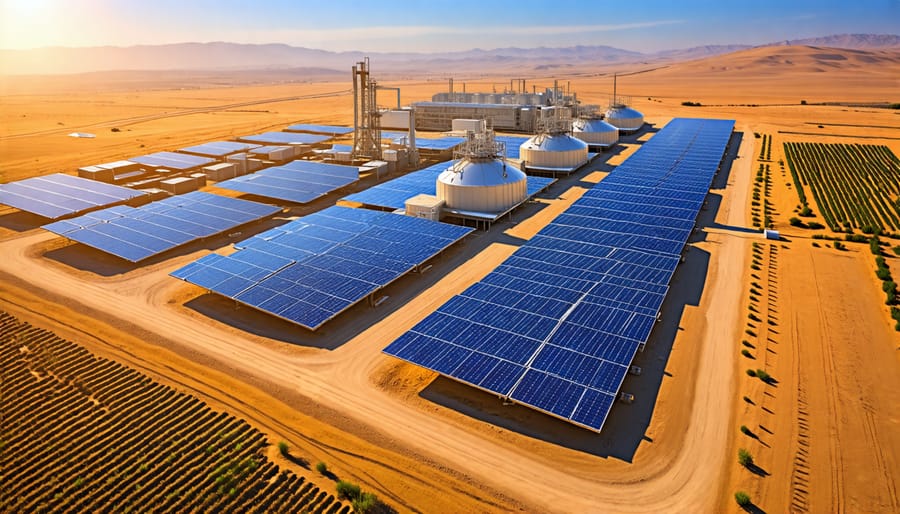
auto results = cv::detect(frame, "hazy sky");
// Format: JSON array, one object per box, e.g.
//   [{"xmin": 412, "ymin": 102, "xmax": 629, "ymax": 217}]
[{"xmin": 0, "ymin": 0, "xmax": 897, "ymax": 52}]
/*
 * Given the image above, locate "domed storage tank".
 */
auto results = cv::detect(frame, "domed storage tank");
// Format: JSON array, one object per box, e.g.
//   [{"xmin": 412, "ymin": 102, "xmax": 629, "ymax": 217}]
[
  {"xmin": 605, "ymin": 105, "xmax": 644, "ymax": 133},
  {"xmin": 436, "ymin": 159, "xmax": 527, "ymax": 213},
  {"xmin": 572, "ymin": 118, "xmax": 619, "ymax": 148},
  {"xmin": 519, "ymin": 133, "xmax": 588, "ymax": 170}
]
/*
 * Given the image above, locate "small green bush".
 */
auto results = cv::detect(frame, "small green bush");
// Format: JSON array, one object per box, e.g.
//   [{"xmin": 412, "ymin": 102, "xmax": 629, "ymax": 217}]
[
  {"xmin": 799, "ymin": 205, "xmax": 813, "ymax": 216},
  {"xmin": 742, "ymin": 395, "xmax": 753, "ymax": 403},
  {"xmin": 877, "ymin": 268, "xmax": 892, "ymax": 281},
  {"xmin": 746, "ymin": 369, "xmax": 757, "ymax": 377},
  {"xmin": 807, "ymin": 222, "xmax": 825, "ymax": 230},
  {"xmin": 316, "ymin": 461, "xmax": 328, "ymax": 475},
  {"xmin": 735, "ymin": 490, "xmax": 751, "ymax": 507},
  {"xmin": 352, "ymin": 492, "xmax": 382, "ymax": 513},
  {"xmin": 277, "ymin": 441, "xmax": 289, "ymax": 456},
  {"xmin": 738, "ymin": 448, "xmax": 754, "ymax": 468},
  {"xmin": 789, "ymin": 217, "xmax": 805, "ymax": 227},
  {"xmin": 834, "ymin": 241, "xmax": 845, "ymax": 251},
  {"xmin": 336, "ymin": 480, "xmax": 362, "ymax": 501},
  {"xmin": 756, "ymin": 369, "xmax": 771, "ymax": 382},
  {"xmin": 741, "ymin": 349, "xmax": 753, "ymax": 359},
  {"xmin": 740, "ymin": 425, "xmax": 752, "ymax": 436}
]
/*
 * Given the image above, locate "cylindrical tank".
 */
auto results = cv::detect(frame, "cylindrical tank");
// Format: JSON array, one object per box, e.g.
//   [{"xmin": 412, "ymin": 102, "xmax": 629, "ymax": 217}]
[
  {"xmin": 519, "ymin": 134, "xmax": 589, "ymax": 169},
  {"xmin": 572, "ymin": 118, "xmax": 619, "ymax": 147},
  {"xmin": 436, "ymin": 159, "xmax": 527, "ymax": 213},
  {"xmin": 605, "ymin": 106, "xmax": 644, "ymax": 132}
]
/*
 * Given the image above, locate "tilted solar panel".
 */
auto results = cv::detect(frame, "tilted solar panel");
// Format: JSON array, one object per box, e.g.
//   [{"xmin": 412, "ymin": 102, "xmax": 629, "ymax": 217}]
[
  {"xmin": 215, "ymin": 162, "xmax": 359, "ymax": 204},
  {"xmin": 383, "ymin": 117, "xmax": 734, "ymax": 432},
  {"xmin": 171, "ymin": 205, "xmax": 474, "ymax": 330},
  {"xmin": 0, "ymin": 173, "xmax": 147, "ymax": 219},
  {"xmin": 239, "ymin": 132, "xmax": 331, "ymax": 146},
  {"xmin": 285, "ymin": 124, "xmax": 354, "ymax": 135},
  {"xmin": 42, "ymin": 191, "xmax": 280, "ymax": 262}
]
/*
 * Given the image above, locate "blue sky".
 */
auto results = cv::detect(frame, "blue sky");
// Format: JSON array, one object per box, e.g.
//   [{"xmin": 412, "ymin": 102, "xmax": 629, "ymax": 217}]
[{"xmin": 0, "ymin": 0, "xmax": 897, "ymax": 52}]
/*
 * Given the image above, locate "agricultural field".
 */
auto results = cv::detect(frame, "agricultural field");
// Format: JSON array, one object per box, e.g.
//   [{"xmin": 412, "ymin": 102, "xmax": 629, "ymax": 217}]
[
  {"xmin": 783, "ymin": 142, "xmax": 900, "ymax": 234},
  {"xmin": 0, "ymin": 311, "xmax": 355, "ymax": 514}
]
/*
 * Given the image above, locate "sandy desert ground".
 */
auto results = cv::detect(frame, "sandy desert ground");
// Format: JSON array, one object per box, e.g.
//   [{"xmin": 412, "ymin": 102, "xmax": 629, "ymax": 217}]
[{"xmin": 1, "ymin": 45, "xmax": 898, "ymax": 513}]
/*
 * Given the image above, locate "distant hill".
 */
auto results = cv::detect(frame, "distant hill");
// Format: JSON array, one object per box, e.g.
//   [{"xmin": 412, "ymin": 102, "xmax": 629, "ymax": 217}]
[
  {"xmin": 0, "ymin": 33, "xmax": 897, "ymax": 76},
  {"xmin": 770, "ymin": 33, "xmax": 900, "ymax": 50},
  {"xmin": 652, "ymin": 44, "xmax": 900, "ymax": 75}
]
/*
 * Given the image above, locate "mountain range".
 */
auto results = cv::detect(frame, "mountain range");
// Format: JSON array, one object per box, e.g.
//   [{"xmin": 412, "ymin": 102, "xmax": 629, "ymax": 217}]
[{"xmin": 1, "ymin": 33, "xmax": 897, "ymax": 76}]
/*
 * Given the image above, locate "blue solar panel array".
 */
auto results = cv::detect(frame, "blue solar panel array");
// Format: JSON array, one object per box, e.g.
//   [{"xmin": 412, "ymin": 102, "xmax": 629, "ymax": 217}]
[
  {"xmin": 239, "ymin": 132, "xmax": 331, "ymax": 146},
  {"xmin": 494, "ymin": 135, "xmax": 530, "ymax": 159},
  {"xmin": 285, "ymin": 124, "xmax": 354, "ymax": 136},
  {"xmin": 171, "ymin": 206, "xmax": 474, "ymax": 330},
  {"xmin": 342, "ymin": 161, "xmax": 555, "ymax": 212},
  {"xmin": 216, "ymin": 160, "xmax": 359, "ymax": 204},
  {"xmin": 43, "ymin": 191, "xmax": 280, "ymax": 262},
  {"xmin": 131, "ymin": 152, "xmax": 216, "ymax": 170},
  {"xmin": 382, "ymin": 132, "xmax": 465, "ymax": 151},
  {"xmin": 0, "ymin": 173, "xmax": 146, "ymax": 220},
  {"xmin": 383, "ymin": 118, "xmax": 735, "ymax": 432},
  {"xmin": 178, "ymin": 141, "xmax": 261, "ymax": 157}
]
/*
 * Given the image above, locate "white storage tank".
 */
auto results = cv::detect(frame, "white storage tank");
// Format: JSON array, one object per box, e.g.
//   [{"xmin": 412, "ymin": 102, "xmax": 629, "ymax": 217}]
[
  {"xmin": 437, "ymin": 159, "xmax": 527, "ymax": 213},
  {"xmin": 605, "ymin": 105, "xmax": 644, "ymax": 133},
  {"xmin": 519, "ymin": 133, "xmax": 588, "ymax": 170},
  {"xmin": 573, "ymin": 118, "xmax": 619, "ymax": 148}
]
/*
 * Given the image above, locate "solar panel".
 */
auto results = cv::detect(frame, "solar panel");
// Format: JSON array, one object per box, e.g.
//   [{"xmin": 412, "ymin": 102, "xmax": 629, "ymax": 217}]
[
  {"xmin": 178, "ymin": 141, "xmax": 261, "ymax": 157},
  {"xmin": 131, "ymin": 152, "xmax": 216, "ymax": 170},
  {"xmin": 0, "ymin": 173, "xmax": 147, "ymax": 219},
  {"xmin": 383, "ymin": 117, "xmax": 735, "ymax": 432},
  {"xmin": 381, "ymin": 132, "xmax": 465, "ymax": 151},
  {"xmin": 43, "ymin": 191, "xmax": 280, "ymax": 262},
  {"xmin": 215, "ymin": 161, "xmax": 359, "ymax": 204},
  {"xmin": 239, "ymin": 132, "xmax": 331, "ymax": 146},
  {"xmin": 285, "ymin": 124, "xmax": 354, "ymax": 136},
  {"xmin": 171, "ymin": 205, "xmax": 474, "ymax": 330},
  {"xmin": 342, "ymin": 161, "xmax": 555, "ymax": 212},
  {"xmin": 494, "ymin": 136, "xmax": 530, "ymax": 159}
]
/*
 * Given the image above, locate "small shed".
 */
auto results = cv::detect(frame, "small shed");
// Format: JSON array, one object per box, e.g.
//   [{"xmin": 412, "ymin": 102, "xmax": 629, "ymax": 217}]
[
  {"xmin": 405, "ymin": 194, "xmax": 444, "ymax": 222},
  {"xmin": 764, "ymin": 229, "xmax": 780, "ymax": 240}
]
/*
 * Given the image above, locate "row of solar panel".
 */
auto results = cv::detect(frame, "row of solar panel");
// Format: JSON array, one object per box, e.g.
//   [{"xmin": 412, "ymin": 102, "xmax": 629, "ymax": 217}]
[
  {"xmin": 171, "ymin": 205, "xmax": 474, "ymax": 330},
  {"xmin": 0, "ymin": 174, "xmax": 146, "ymax": 220},
  {"xmin": 179, "ymin": 141, "xmax": 262, "ymax": 158},
  {"xmin": 131, "ymin": 151, "xmax": 216, "ymax": 171},
  {"xmin": 43, "ymin": 192, "xmax": 280, "ymax": 262},
  {"xmin": 341, "ymin": 160, "xmax": 555, "ymax": 211},
  {"xmin": 383, "ymin": 117, "xmax": 735, "ymax": 432},
  {"xmin": 215, "ymin": 160, "xmax": 360, "ymax": 204}
]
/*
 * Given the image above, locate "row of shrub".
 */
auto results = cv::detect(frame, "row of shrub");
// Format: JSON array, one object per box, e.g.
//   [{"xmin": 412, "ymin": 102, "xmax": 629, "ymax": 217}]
[{"xmin": 783, "ymin": 142, "xmax": 900, "ymax": 233}]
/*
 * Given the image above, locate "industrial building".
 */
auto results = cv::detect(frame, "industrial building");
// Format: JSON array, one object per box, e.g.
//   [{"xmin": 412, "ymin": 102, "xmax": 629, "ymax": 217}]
[{"xmin": 408, "ymin": 79, "xmax": 578, "ymax": 133}]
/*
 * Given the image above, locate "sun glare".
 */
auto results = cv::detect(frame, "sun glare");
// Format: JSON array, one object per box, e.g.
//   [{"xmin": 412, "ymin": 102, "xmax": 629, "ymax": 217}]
[{"xmin": 0, "ymin": 0, "xmax": 62, "ymax": 49}]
